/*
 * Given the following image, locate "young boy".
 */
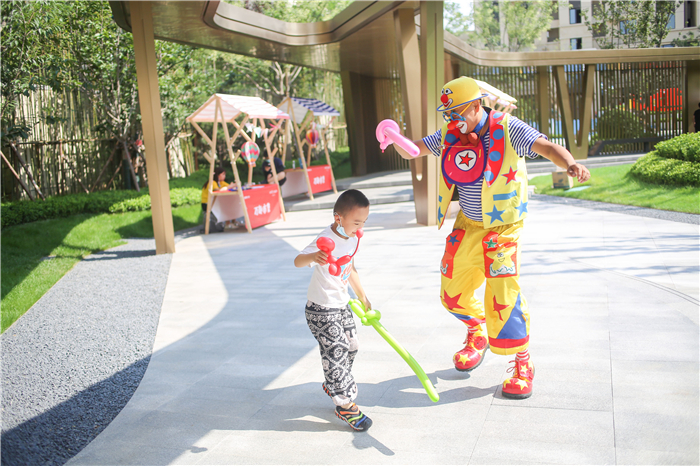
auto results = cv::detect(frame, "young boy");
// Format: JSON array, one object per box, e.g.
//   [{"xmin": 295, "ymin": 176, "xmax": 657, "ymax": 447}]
[{"xmin": 294, "ymin": 189, "xmax": 373, "ymax": 431}]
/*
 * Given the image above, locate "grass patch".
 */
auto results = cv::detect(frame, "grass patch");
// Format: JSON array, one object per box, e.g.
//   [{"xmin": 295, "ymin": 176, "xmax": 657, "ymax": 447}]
[
  {"xmin": 1, "ymin": 147, "xmax": 353, "ymax": 332},
  {"xmin": 1, "ymin": 204, "xmax": 202, "ymax": 332},
  {"xmin": 530, "ymin": 163, "xmax": 700, "ymax": 214}
]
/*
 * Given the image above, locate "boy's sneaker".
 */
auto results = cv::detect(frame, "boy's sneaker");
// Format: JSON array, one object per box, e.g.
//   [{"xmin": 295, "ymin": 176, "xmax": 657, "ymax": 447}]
[
  {"xmin": 335, "ymin": 403, "xmax": 372, "ymax": 432},
  {"xmin": 501, "ymin": 359, "xmax": 535, "ymax": 399},
  {"xmin": 453, "ymin": 328, "xmax": 488, "ymax": 372}
]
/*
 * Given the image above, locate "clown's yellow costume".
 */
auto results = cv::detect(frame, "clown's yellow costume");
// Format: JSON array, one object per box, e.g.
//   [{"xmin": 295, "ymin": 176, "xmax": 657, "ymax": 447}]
[{"xmin": 425, "ymin": 77, "xmax": 542, "ymax": 399}]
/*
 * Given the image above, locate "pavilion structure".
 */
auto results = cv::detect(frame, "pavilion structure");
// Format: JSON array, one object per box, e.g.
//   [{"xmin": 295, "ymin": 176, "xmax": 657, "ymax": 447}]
[
  {"xmin": 186, "ymin": 94, "xmax": 290, "ymax": 234},
  {"xmin": 277, "ymin": 97, "xmax": 341, "ymax": 198},
  {"xmin": 113, "ymin": 0, "xmax": 700, "ymax": 254}
]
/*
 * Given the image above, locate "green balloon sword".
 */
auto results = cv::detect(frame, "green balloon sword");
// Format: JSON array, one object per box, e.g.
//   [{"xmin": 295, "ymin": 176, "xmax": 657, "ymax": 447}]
[{"xmin": 348, "ymin": 299, "xmax": 439, "ymax": 402}]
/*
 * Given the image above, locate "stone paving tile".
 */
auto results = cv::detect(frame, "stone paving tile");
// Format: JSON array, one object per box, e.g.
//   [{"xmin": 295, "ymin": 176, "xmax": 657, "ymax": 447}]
[
  {"xmin": 614, "ymin": 411, "xmax": 700, "ymax": 455},
  {"xmin": 68, "ymin": 200, "xmax": 698, "ymax": 465},
  {"xmin": 615, "ymin": 447, "xmax": 699, "ymax": 465}
]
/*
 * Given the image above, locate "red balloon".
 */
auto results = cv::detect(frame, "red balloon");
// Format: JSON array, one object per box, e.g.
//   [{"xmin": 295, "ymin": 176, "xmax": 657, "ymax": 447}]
[
  {"xmin": 316, "ymin": 237, "xmax": 335, "ymax": 253},
  {"xmin": 328, "ymin": 263, "xmax": 339, "ymax": 276},
  {"xmin": 355, "ymin": 229, "xmax": 364, "ymax": 239},
  {"xmin": 327, "ymin": 255, "xmax": 337, "ymax": 264},
  {"xmin": 336, "ymin": 256, "xmax": 351, "ymax": 266}
]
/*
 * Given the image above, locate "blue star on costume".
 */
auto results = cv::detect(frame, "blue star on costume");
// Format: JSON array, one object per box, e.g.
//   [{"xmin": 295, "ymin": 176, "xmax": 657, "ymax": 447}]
[
  {"xmin": 447, "ymin": 233, "xmax": 460, "ymax": 246},
  {"xmin": 516, "ymin": 200, "xmax": 528, "ymax": 217},
  {"xmin": 485, "ymin": 205, "xmax": 505, "ymax": 224}
]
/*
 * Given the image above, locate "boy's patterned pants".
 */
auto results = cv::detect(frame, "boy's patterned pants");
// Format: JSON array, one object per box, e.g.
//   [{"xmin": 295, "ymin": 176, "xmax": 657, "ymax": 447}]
[
  {"xmin": 440, "ymin": 212, "xmax": 530, "ymax": 355},
  {"xmin": 305, "ymin": 301, "xmax": 358, "ymax": 406}
]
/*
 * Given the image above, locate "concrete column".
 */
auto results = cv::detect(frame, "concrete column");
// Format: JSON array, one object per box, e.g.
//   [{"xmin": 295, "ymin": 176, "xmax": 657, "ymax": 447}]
[
  {"xmin": 341, "ymin": 70, "xmax": 368, "ymax": 176},
  {"xmin": 417, "ymin": 1, "xmax": 443, "ymax": 226},
  {"xmin": 393, "ymin": 8, "xmax": 427, "ymax": 222},
  {"xmin": 686, "ymin": 60, "xmax": 700, "ymax": 133},
  {"xmin": 131, "ymin": 1, "xmax": 175, "ymax": 254},
  {"xmin": 537, "ymin": 66, "xmax": 550, "ymax": 137}
]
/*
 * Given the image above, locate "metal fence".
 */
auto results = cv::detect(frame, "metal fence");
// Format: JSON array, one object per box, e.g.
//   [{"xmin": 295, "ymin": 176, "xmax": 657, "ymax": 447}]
[
  {"xmin": 1, "ymin": 85, "xmax": 196, "ymax": 202},
  {"xmin": 458, "ymin": 60, "xmax": 687, "ymax": 155}
]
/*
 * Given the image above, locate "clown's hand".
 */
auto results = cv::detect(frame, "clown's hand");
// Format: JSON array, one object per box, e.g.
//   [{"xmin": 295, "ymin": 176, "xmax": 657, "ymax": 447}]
[
  {"xmin": 376, "ymin": 120, "xmax": 420, "ymax": 157},
  {"xmin": 567, "ymin": 163, "xmax": 590, "ymax": 183}
]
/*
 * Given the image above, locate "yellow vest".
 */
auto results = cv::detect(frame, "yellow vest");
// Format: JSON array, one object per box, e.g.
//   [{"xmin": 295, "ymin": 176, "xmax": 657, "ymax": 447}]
[{"xmin": 438, "ymin": 112, "xmax": 528, "ymax": 228}]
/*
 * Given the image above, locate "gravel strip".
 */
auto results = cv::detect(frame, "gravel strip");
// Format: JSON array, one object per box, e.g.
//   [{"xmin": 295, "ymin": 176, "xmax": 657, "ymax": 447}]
[
  {"xmin": 532, "ymin": 194, "xmax": 700, "ymax": 225},
  {"xmin": 1, "ymin": 237, "xmax": 174, "ymax": 466}
]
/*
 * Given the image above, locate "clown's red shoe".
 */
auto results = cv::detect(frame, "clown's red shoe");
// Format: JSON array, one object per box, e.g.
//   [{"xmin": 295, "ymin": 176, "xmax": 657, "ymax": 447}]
[
  {"xmin": 453, "ymin": 328, "xmax": 488, "ymax": 372},
  {"xmin": 502, "ymin": 358, "xmax": 535, "ymax": 399}
]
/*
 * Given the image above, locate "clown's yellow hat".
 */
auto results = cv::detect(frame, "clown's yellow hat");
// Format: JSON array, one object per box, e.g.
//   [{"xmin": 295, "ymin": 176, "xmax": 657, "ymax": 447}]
[{"xmin": 437, "ymin": 76, "xmax": 488, "ymax": 112}]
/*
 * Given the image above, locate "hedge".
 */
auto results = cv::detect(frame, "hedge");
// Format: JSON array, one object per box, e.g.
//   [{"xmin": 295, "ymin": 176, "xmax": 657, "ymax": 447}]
[
  {"xmin": 654, "ymin": 133, "xmax": 700, "ymax": 163},
  {"xmin": 1, "ymin": 187, "xmax": 200, "ymax": 228},
  {"xmin": 629, "ymin": 152, "xmax": 700, "ymax": 187}
]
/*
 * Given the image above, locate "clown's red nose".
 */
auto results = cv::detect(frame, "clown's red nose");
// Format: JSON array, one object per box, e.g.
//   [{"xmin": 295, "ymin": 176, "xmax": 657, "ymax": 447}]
[{"xmin": 441, "ymin": 94, "xmax": 450, "ymax": 104}]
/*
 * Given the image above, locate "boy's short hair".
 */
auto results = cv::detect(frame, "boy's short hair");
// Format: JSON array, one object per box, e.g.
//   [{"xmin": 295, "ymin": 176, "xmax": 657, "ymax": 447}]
[{"xmin": 333, "ymin": 189, "xmax": 370, "ymax": 216}]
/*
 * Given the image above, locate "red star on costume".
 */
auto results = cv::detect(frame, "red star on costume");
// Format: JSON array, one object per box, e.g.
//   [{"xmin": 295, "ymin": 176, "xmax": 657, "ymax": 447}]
[
  {"xmin": 493, "ymin": 296, "xmax": 509, "ymax": 321},
  {"xmin": 443, "ymin": 291, "xmax": 464, "ymax": 310},
  {"xmin": 502, "ymin": 166, "xmax": 518, "ymax": 184}
]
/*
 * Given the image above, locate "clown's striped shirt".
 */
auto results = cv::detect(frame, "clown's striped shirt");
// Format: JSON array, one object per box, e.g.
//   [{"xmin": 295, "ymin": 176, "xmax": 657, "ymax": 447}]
[{"xmin": 422, "ymin": 113, "xmax": 545, "ymax": 223}]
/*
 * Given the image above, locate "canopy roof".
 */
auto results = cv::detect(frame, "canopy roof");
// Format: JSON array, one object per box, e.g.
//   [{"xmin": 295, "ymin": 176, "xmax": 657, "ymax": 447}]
[
  {"xmin": 187, "ymin": 94, "xmax": 289, "ymax": 123},
  {"xmin": 474, "ymin": 79, "xmax": 517, "ymax": 104},
  {"xmin": 278, "ymin": 97, "xmax": 341, "ymax": 124}
]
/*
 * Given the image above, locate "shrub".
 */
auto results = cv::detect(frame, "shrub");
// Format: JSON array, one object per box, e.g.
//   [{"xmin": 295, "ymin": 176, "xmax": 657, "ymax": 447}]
[
  {"xmin": 629, "ymin": 152, "xmax": 700, "ymax": 187},
  {"xmin": 1, "ymin": 187, "xmax": 201, "ymax": 228},
  {"xmin": 654, "ymin": 133, "xmax": 700, "ymax": 163}
]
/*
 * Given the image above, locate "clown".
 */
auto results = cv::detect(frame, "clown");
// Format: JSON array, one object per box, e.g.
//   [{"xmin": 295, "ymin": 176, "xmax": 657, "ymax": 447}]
[{"xmin": 389, "ymin": 76, "xmax": 590, "ymax": 399}]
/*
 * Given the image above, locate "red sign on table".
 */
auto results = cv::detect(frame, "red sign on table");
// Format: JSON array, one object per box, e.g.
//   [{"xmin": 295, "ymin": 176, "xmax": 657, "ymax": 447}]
[
  {"xmin": 243, "ymin": 185, "xmax": 281, "ymax": 229},
  {"xmin": 307, "ymin": 165, "xmax": 332, "ymax": 194}
]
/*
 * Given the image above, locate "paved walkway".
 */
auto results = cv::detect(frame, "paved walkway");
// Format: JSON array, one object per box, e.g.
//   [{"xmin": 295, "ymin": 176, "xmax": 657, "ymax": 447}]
[{"xmin": 68, "ymin": 199, "xmax": 698, "ymax": 465}]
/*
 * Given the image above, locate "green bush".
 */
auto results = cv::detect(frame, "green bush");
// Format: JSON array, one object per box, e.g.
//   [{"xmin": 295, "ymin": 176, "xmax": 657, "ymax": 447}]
[
  {"xmin": 629, "ymin": 152, "xmax": 700, "ymax": 187},
  {"xmin": 654, "ymin": 133, "xmax": 700, "ymax": 163},
  {"xmin": 1, "ymin": 187, "xmax": 201, "ymax": 228}
]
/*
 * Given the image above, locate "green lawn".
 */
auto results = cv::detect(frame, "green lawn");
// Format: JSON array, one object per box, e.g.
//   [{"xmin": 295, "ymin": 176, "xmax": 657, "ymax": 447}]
[
  {"xmin": 1, "ymin": 147, "xmax": 353, "ymax": 332},
  {"xmin": 1, "ymin": 204, "xmax": 202, "ymax": 332},
  {"xmin": 529, "ymin": 163, "xmax": 700, "ymax": 214}
]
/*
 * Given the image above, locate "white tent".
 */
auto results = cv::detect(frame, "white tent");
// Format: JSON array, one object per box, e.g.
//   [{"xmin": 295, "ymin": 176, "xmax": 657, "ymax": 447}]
[
  {"xmin": 277, "ymin": 96, "xmax": 340, "ymax": 196},
  {"xmin": 189, "ymin": 94, "xmax": 290, "ymax": 123},
  {"xmin": 277, "ymin": 97, "xmax": 340, "ymax": 125},
  {"xmin": 186, "ymin": 94, "xmax": 290, "ymax": 234},
  {"xmin": 474, "ymin": 79, "xmax": 519, "ymax": 113}
]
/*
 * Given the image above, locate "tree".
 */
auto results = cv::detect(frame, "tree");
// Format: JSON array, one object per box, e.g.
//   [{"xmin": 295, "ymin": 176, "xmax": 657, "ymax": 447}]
[
  {"xmin": 444, "ymin": 1, "xmax": 472, "ymax": 38},
  {"xmin": 464, "ymin": 1, "xmax": 556, "ymax": 52},
  {"xmin": 583, "ymin": 0, "xmax": 681, "ymax": 49},
  {"xmin": 672, "ymin": 27, "xmax": 700, "ymax": 46},
  {"xmin": 1, "ymin": 1, "xmax": 78, "ymax": 142}
]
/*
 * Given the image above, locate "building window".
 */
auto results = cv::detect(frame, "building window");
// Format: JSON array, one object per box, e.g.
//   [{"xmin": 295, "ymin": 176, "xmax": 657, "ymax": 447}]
[
  {"xmin": 552, "ymin": 0, "xmax": 559, "ymax": 20},
  {"xmin": 667, "ymin": 13, "xmax": 675, "ymax": 29},
  {"xmin": 569, "ymin": 0, "xmax": 582, "ymax": 23},
  {"xmin": 620, "ymin": 20, "xmax": 635, "ymax": 34},
  {"xmin": 570, "ymin": 37, "xmax": 582, "ymax": 49},
  {"xmin": 686, "ymin": 1, "xmax": 697, "ymax": 27},
  {"xmin": 548, "ymin": 28, "xmax": 560, "ymax": 42}
]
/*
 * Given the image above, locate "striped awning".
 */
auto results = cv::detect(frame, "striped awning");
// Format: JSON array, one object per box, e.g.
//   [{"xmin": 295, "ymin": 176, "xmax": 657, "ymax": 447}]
[
  {"xmin": 278, "ymin": 97, "xmax": 340, "ymax": 124},
  {"xmin": 187, "ymin": 94, "xmax": 290, "ymax": 123}
]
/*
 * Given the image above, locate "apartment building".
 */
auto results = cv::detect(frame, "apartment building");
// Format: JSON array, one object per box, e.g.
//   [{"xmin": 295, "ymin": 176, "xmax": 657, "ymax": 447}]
[
  {"xmin": 467, "ymin": 0, "xmax": 699, "ymax": 51},
  {"xmin": 542, "ymin": 0, "xmax": 699, "ymax": 51}
]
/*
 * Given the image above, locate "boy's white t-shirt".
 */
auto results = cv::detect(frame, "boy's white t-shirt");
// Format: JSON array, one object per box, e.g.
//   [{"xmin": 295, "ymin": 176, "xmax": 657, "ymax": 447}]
[{"xmin": 300, "ymin": 224, "xmax": 359, "ymax": 308}]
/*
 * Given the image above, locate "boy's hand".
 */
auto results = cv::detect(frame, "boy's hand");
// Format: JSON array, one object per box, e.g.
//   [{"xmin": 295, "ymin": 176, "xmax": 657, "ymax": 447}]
[
  {"xmin": 361, "ymin": 296, "xmax": 372, "ymax": 310},
  {"xmin": 313, "ymin": 250, "xmax": 328, "ymax": 265},
  {"xmin": 567, "ymin": 163, "xmax": 591, "ymax": 183}
]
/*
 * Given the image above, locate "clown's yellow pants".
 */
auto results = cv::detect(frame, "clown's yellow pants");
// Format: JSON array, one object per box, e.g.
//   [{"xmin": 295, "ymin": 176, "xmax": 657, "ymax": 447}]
[{"xmin": 440, "ymin": 211, "xmax": 529, "ymax": 355}]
